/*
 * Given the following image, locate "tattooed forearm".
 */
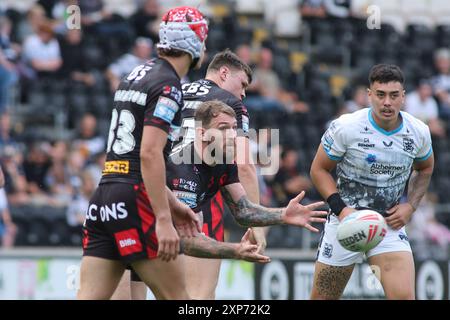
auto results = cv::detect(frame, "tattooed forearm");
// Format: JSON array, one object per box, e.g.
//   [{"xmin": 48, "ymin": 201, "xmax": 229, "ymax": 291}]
[
  {"xmin": 180, "ymin": 234, "xmax": 239, "ymax": 259},
  {"xmin": 221, "ymin": 187, "xmax": 283, "ymax": 227},
  {"xmin": 407, "ymin": 168, "xmax": 432, "ymax": 210}
]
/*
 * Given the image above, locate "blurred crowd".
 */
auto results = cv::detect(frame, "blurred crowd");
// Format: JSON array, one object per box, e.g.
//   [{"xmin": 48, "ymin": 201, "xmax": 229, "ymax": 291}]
[{"xmin": 1, "ymin": 0, "xmax": 450, "ymax": 250}]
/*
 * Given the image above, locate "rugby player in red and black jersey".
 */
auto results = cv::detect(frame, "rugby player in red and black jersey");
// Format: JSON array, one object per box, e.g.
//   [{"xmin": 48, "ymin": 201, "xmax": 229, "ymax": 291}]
[{"xmin": 78, "ymin": 6, "xmax": 211, "ymax": 300}]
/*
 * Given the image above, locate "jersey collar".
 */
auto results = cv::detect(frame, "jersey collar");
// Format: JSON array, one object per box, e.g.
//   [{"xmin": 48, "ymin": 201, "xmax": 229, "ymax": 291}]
[{"xmin": 368, "ymin": 108, "xmax": 403, "ymax": 136}]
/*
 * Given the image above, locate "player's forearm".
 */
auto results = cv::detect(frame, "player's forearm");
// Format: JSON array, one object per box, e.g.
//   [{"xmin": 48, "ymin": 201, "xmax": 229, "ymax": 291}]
[
  {"xmin": 407, "ymin": 168, "xmax": 433, "ymax": 210},
  {"xmin": 310, "ymin": 165, "xmax": 339, "ymax": 200},
  {"xmin": 141, "ymin": 150, "xmax": 171, "ymax": 220},
  {"xmin": 180, "ymin": 233, "xmax": 239, "ymax": 259},
  {"xmin": 221, "ymin": 187, "xmax": 283, "ymax": 227},
  {"xmin": 237, "ymin": 162, "xmax": 260, "ymax": 203}
]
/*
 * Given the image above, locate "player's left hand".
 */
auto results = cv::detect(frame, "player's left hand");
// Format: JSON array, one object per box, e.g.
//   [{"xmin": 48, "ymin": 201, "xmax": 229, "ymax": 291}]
[
  {"xmin": 171, "ymin": 200, "xmax": 201, "ymax": 238},
  {"xmin": 283, "ymin": 191, "xmax": 328, "ymax": 232},
  {"xmin": 385, "ymin": 203, "xmax": 415, "ymax": 230},
  {"xmin": 237, "ymin": 229, "xmax": 271, "ymax": 263},
  {"xmin": 248, "ymin": 227, "xmax": 267, "ymax": 254}
]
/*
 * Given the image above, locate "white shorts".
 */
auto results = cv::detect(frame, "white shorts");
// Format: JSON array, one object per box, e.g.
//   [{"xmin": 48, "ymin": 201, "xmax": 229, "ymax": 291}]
[{"xmin": 317, "ymin": 213, "xmax": 412, "ymax": 266}]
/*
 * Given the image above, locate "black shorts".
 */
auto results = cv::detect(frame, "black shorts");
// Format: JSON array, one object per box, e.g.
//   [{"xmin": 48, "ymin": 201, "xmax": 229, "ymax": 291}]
[
  {"xmin": 199, "ymin": 192, "xmax": 225, "ymax": 242},
  {"xmin": 130, "ymin": 191, "xmax": 226, "ymax": 283},
  {"xmin": 82, "ymin": 182, "xmax": 158, "ymax": 264}
]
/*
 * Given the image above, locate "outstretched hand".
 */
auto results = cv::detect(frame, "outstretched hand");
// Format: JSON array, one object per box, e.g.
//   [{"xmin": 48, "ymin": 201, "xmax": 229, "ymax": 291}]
[
  {"xmin": 283, "ymin": 191, "xmax": 328, "ymax": 232},
  {"xmin": 237, "ymin": 229, "xmax": 271, "ymax": 263}
]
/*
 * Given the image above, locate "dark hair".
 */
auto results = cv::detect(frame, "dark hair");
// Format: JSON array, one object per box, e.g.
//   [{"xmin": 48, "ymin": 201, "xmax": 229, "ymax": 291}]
[
  {"xmin": 369, "ymin": 64, "xmax": 404, "ymax": 86},
  {"xmin": 156, "ymin": 47, "xmax": 188, "ymax": 58},
  {"xmin": 194, "ymin": 100, "xmax": 236, "ymax": 128},
  {"xmin": 206, "ymin": 49, "xmax": 253, "ymax": 84}
]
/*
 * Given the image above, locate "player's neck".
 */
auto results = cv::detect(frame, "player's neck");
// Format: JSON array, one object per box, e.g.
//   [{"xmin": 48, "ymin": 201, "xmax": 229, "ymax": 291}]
[
  {"xmin": 160, "ymin": 55, "xmax": 191, "ymax": 79},
  {"xmin": 205, "ymin": 74, "xmax": 220, "ymax": 86},
  {"xmin": 371, "ymin": 112, "xmax": 402, "ymax": 132}
]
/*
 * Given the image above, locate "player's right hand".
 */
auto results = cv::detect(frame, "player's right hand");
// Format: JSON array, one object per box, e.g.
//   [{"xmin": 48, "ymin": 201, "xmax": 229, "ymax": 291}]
[
  {"xmin": 237, "ymin": 229, "xmax": 271, "ymax": 263},
  {"xmin": 156, "ymin": 217, "xmax": 180, "ymax": 262},
  {"xmin": 171, "ymin": 200, "xmax": 201, "ymax": 238},
  {"xmin": 337, "ymin": 207, "xmax": 356, "ymax": 222}
]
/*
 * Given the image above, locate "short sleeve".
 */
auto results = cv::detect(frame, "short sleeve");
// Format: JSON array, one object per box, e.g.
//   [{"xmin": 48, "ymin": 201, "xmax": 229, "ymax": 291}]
[
  {"xmin": 144, "ymin": 79, "xmax": 183, "ymax": 133},
  {"xmin": 220, "ymin": 164, "xmax": 240, "ymax": 186},
  {"xmin": 231, "ymin": 100, "xmax": 250, "ymax": 137},
  {"xmin": 321, "ymin": 118, "xmax": 347, "ymax": 161},
  {"xmin": 415, "ymin": 124, "xmax": 433, "ymax": 162}
]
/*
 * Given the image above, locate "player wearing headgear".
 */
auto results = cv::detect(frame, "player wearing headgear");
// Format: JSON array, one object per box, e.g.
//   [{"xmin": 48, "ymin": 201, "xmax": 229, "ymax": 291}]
[
  {"xmin": 310, "ymin": 64, "xmax": 434, "ymax": 300},
  {"xmin": 77, "ymin": 6, "xmax": 211, "ymax": 300}
]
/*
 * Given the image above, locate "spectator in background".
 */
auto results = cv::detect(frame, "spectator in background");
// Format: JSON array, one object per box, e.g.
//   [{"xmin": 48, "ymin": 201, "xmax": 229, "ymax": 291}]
[
  {"xmin": 85, "ymin": 151, "xmax": 106, "ymax": 186},
  {"xmin": 1, "ymin": 145, "xmax": 29, "ymax": 206},
  {"xmin": 72, "ymin": 113, "xmax": 105, "ymax": 161},
  {"xmin": 16, "ymin": 4, "xmax": 47, "ymax": 43},
  {"xmin": 431, "ymin": 48, "xmax": 450, "ymax": 119},
  {"xmin": 22, "ymin": 21, "xmax": 62, "ymax": 79},
  {"xmin": 0, "ymin": 16, "xmax": 19, "ymax": 115},
  {"xmin": 45, "ymin": 160, "xmax": 74, "ymax": 206},
  {"xmin": 66, "ymin": 169, "xmax": 96, "ymax": 229},
  {"xmin": 271, "ymin": 149, "xmax": 312, "ymax": 207},
  {"xmin": 300, "ymin": 0, "xmax": 327, "ymax": 18},
  {"xmin": 405, "ymin": 79, "xmax": 446, "ymax": 138},
  {"xmin": 59, "ymin": 29, "xmax": 96, "ymax": 87},
  {"xmin": 0, "ymin": 113, "xmax": 29, "ymax": 205},
  {"xmin": 247, "ymin": 46, "xmax": 309, "ymax": 113},
  {"xmin": 235, "ymin": 43, "xmax": 255, "ymax": 68},
  {"xmin": 45, "ymin": 140, "xmax": 74, "ymax": 206},
  {"xmin": 105, "ymin": 37, "xmax": 153, "ymax": 92},
  {"xmin": 0, "ymin": 181, "xmax": 17, "ymax": 248},
  {"xmin": 408, "ymin": 192, "xmax": 450, "ymax": 248},
  {"xmin": 323, "ymin": 0, "xmax": 351, "ymax": 18},
  {"xmin": 130, "ymin": 0, "xmax": 160, "ymax": 44},
  {"xmin": 78, "ymin": 0, "xmax": 131, "ymax": 38},
  {"xmin": 339, "ymin": 85, "xmax": 368, "ymax": 115},
  {"xmin": 23, "ymin": 141, "xmax": 52, "ymax": 202}
]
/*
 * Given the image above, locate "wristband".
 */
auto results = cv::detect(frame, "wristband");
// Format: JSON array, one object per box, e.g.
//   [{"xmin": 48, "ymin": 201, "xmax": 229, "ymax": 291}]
[{"xmin": 327, "ymin": 193, "xmax": 346, "ymax": 216}]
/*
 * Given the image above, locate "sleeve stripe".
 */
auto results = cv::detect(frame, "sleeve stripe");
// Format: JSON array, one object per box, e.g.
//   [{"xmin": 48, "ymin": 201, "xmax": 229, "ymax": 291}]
[
  {"xmin": 322, "ymin": 144, "xmax": 343, "ymax": 161},
  {"xmin": 415, "ymin": 147, "xmax": 433, "ymax": 162}
]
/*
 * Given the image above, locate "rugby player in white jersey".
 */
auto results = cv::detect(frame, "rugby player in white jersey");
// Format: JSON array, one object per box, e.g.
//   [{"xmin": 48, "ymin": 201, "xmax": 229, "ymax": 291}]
[{"xmin": 310, "ymin": 64, "xmax": 434, "ymax": 299}]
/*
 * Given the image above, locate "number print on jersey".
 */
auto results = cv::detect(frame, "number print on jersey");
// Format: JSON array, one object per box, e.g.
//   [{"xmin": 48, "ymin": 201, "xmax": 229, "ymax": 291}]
[
  {"xmin": 126, "ymin": 65, "xmax": 152, "ymax": 82},
  {"xmin": 107, "ymin": 109, "xmax": 136, "ymax": 155}
]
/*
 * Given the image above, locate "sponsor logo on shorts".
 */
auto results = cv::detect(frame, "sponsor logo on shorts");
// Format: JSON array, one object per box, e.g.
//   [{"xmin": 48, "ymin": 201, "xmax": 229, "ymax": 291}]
[
  {"xmin": 399, "ymin": 232, "xmax": 409, "ymax": 241},
  {"xmin": 322, "ymin": 242, "xmax": 333, "ymax": 258},
  {"xmin": 102, "ymin": 160, "xmax": 129, "ymax": 175},
  {"xmin": 86, "ymin": 202, "xmax": 128, "ymax": 222},
  {"xmin": 114, "ymin": 228, "xmax": 142, "ymax": 256}
]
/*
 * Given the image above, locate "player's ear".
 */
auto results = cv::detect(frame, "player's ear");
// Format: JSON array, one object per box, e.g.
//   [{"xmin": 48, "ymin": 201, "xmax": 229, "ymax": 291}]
[
  {"xmin": 196, "ymin": 126, "xmax": 206, "ymax": 141},
  {"xmin": 219, "ymin": 66, "xmax": 229, "ymax": 81}
]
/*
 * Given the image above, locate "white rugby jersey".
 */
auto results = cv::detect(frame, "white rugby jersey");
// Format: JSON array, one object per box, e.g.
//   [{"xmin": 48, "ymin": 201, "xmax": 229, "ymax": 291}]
[{"xmin": 321, "ymin": 107, "xmax": 432, "ymax": 213}]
